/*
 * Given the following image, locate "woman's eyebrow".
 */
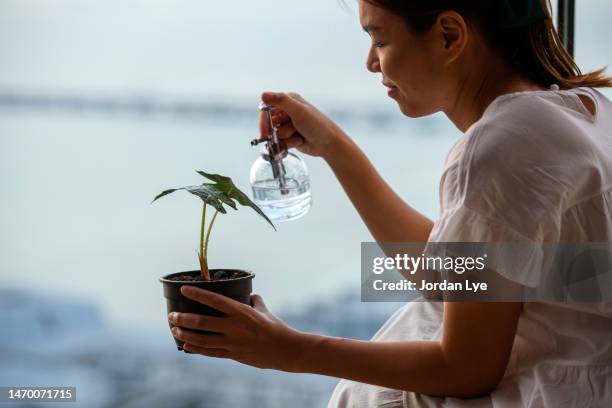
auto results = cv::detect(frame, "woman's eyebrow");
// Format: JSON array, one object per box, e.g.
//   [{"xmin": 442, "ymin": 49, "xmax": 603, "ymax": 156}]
[{"xmin": 362, "ymin": 24, "xmax": 381, "ymax": 33}]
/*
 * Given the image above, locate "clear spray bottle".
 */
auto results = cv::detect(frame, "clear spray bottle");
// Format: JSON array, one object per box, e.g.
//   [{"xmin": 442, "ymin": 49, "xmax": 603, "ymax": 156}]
[{"xmin": 249, "ymin": 101, "xmax": 311, "ymax": 222}]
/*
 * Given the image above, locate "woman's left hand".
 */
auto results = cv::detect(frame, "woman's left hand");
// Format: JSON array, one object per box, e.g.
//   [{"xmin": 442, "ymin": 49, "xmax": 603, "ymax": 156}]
[{"xmin": 168, "ymin": 286, "xmax": 304, "ymax": 372}]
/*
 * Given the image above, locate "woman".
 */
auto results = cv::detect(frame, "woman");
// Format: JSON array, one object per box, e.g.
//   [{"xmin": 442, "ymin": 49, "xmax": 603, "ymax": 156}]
[{"xmin": 167, "ymin": 0, "xmax": 612, "ymax": 406}]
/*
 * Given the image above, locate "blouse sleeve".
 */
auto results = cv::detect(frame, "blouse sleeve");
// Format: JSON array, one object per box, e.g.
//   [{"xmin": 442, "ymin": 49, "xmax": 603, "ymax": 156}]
[{"xmin": 425, "ymin": 121, "xmax": 567, "ymax": 288}]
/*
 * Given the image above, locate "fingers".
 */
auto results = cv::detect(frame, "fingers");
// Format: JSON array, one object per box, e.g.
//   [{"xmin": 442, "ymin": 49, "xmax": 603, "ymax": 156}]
[
  {"xmin": 169, "ymin": 312, "xmax": 231, "ymax": 333},
  {"xmin": 261, "ymin": 92, "xmax": 304, "ymax": 116},
  {"xmin": 259, "ymin": 108, "xmax": 291, "ymax": 139},
  {"xmin": 180, "ymin": 286, "xmax": 248, "ymax": 316},
  {"xmin": 270, "ymin": 108, "xmax": 290, "ymax": 123},
  {"xmin": 259, "ymin": 114, "xmax": 303, "ymax": 151},
  {"xmin": 172, "ymin": 326, "xmax": 229, "ymax": 349},
  {"xmin": 259, "ymin": 109, "xmax": 270, "ymax": 138},
  {"xmin": 250, "ymin": 293, "xmax": 268, "ymax": 313},
  {"xmin": 287, "ymin": 92, "xmax": 307, "ymax": 104},
  {"xmin": 276, "ymin": 121, "xmax": 296, "ymax": 139},
  {"xmin": 258, "ymin": 92, "xmax": 307, "ymax": 149},
  {"xmin": 282, "ymin": 135, "xmax": 305, "ymax": 150},
  {"xmin": 183, "ymin": 343, "xmax": 230, "ymax": 358}
]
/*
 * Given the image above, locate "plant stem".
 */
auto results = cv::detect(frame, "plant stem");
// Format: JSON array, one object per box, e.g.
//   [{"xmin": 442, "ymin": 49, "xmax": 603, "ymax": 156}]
[
  {"xmin": 198, "ymin": 203, "xmax": 211, "ymax": 280},
  {"xmin": 203, "ymin": 210, "xmax": 219, "ymax": 263},
  {"xmin": 200, "ymin": 202, "xmax": 207, "ymax": 258}
]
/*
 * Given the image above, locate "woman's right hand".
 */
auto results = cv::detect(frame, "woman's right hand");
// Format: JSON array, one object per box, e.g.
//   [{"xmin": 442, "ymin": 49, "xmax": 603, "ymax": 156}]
[{"xmin": 258, "ymin": 92, "xmax": 349, "ymax": 160}]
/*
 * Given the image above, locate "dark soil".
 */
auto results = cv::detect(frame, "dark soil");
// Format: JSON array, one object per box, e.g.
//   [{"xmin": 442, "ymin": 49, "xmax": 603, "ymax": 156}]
[{"xmin": 168, "ymin": 270, "xmax": 248, "ymax": 282}]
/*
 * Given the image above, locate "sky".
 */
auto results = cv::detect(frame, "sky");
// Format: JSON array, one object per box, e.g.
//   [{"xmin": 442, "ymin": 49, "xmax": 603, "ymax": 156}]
[{"xmin": 0, "ymin": 0, "xmax": 610, "ymax": 106}]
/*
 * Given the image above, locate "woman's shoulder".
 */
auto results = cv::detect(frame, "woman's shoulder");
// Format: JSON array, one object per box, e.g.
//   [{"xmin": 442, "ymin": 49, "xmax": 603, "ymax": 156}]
[
  {"xmin": 465, "ymin": 88, "xmax": 606, "ymax": 168},
  {"xmin": 456, "ymin": 88, "xmax": 612, "ymax": 214},
  {"xmin": 479, "ymin": 86, "xmax": 612, "ymax": 133}
]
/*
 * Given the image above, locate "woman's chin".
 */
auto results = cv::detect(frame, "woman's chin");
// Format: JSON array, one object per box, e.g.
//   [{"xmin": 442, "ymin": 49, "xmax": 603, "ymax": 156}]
[
  {"xmin": 397, "ymin": 100, "xmax": 433, "ymax": 118},
  {"xmin": 397, "ymin": 102, "xmax": 421, "ymax": 118}
]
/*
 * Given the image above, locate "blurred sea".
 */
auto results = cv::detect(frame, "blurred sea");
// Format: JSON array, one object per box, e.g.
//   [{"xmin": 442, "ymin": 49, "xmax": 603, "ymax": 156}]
[{"xmin": 0, "ymin": 105, "xmax": 455, "ymax": 328}]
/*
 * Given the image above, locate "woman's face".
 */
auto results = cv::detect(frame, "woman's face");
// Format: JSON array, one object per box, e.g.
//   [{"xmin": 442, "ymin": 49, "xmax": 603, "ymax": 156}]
[{"xmin": 359, "ymin": 1, "xmax": 451, "ymax": 117}]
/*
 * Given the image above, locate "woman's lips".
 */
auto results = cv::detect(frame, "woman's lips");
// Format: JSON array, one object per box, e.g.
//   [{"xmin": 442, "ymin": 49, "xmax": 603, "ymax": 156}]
[
  {"xmin": 382, "ymin": 81, "xmax": 399, "ymax": 98},
  {"xmin": 387, "ymin": 87, "xmax": 399, "ymax": 98}
]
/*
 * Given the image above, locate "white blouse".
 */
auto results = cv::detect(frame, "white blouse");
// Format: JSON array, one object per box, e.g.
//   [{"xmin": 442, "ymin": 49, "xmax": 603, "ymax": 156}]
[{"xmin": 328, "ymin": 85, "xmax": 612, "ymax": 407}]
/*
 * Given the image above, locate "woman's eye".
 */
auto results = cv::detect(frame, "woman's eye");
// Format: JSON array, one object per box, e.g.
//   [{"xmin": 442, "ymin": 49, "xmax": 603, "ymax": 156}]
[{"xmin": 373, "ymin": 42, "xmax": 385, "ymax": 49}]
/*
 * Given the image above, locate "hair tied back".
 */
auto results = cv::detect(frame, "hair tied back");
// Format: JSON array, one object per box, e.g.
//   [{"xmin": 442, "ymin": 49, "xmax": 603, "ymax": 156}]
[{"xmin": 498, "ymin": 0, "xmax": 548, "ymax": 30}]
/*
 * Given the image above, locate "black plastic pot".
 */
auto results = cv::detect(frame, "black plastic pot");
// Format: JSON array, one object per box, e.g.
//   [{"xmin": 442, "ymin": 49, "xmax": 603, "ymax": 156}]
[{"xmin": 160, "ymin": 269, "xmax": 255, "ymax": 353}]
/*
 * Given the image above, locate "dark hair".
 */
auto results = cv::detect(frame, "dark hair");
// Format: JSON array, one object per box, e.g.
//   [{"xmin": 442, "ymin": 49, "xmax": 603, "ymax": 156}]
[{"xmin": 359, "ymin": 0, "xmax": 612, "ymax": 89}]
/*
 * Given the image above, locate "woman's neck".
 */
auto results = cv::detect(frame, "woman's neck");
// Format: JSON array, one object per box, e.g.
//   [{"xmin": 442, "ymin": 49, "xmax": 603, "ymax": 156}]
[{"xmin": 444, "ymin": 60, "xmax": 547, "ymax": 133}]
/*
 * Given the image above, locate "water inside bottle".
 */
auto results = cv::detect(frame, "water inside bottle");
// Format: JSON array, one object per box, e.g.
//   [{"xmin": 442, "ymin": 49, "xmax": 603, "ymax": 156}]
[{"xmin": 251, "ymin": 177, "xmax": 311, "ymax": 222}]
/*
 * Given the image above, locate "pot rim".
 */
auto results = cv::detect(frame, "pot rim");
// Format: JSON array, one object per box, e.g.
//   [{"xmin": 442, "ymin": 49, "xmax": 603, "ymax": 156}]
[{"xmin": 159, "ymin": 269, "xmax": 255, "ymax": 283}]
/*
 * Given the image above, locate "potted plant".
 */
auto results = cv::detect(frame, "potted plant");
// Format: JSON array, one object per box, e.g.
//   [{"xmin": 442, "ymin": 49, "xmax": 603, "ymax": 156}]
[{"xmin": 152, "ymin": 170, "xmax": 275, "ymax": 352}]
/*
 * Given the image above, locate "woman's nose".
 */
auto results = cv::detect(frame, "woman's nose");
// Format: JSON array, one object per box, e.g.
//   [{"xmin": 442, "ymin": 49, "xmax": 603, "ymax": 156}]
[
  {"xmin": 366, "ymin": 50, "xmax": 381, "ymax": 73},
  {"xmin": 367, "ymin": 60, "xmax": 381, "ymax": 73}
]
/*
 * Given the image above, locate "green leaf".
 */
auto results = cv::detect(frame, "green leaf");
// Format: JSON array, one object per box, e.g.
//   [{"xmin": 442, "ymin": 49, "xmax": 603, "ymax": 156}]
[
  {"xmin": 151, "ymin": 188, "xmax": 185, "ymax": 204},
  {"xmin": 196, "ymin": 170, "xmax": 276, "ymax": 231},
  {"xmin": 151, "ymin": 185, "xmax": 231, "ymax": 214},
  {"xmin": 185, "ymin": 185, "xmax": 228, "ymax": 213},
  {"xmin": 153, "ymin": 171, "xmax": 276, "ymax": 231},
  {"xmin": 215, "ymin": 191, "xmax": 238, "ymax": 210},
  {"xmin": 227, "ymin": 186, "xmax": 276, "ymax": 230},
  {"xmin": 196, "ymin": 171, "xmax": 232, "ymax": 185},
  {"xmin": 193, "ymin": 183, "xmax": 238, "ymax": 211}
]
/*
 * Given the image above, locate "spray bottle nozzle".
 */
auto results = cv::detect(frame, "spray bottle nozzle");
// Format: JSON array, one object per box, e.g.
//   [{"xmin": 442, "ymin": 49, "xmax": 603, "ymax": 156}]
[
  {"xmin": 250, "ymin": 137, "xmax": 267, "ymax": 146},
  {"xmin": 257, "ymin": 101, "xmax": 289, "ymax": 194}
]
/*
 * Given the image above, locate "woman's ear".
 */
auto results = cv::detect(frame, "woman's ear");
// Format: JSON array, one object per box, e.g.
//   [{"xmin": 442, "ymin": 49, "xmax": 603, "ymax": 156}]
[{"xmin": 436, "ymin": 11, "xmax": 468, "ymax": 65}]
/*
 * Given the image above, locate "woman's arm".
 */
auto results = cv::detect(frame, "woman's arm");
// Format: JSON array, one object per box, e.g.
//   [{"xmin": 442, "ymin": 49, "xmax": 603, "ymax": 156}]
[
  {"xmin": 259, "ymin": 92, "xmax": 436, "ymax": 291},
  {"xmin": 293, "ymin": 301, "xmax": 522, "ymax": 398},
  {"xmin": 258, "ymin": 92, "xmax": 434, "ymax": 244},
  {"xmin": 172, "ymin": 287, "xmax": 523, "ymax": 399},
  {"xmin": 324, "ymin": 135, "xmax": 434, "ymax": 244},
  {"xmin": 324, "ymin": 135, "xmax": 442, "ymax": 297}
]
